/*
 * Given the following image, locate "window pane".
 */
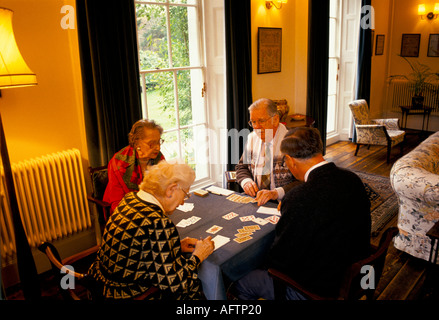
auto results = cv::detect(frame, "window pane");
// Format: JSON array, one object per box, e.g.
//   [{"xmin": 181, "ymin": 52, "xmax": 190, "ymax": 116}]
[
  {"xmin": 326, "ymin": 95, "xmax": 336, "ymax": 133},
  {"xmin": 182, "ymin": 126, "xmax": 209, "ymax": 180},
  {"xmin": 145, "ymin": 71, "xmax": 176, "ymax": 130},
  {"xmin": 328, "ymin": 58, "xmax": 338, "ymax": 95},
  {"xmin": 161, "ymin": 130, "xmax": 178, "ymax": 160},
  {"xmin": 137, "ymin": 4, "xmax": 169, "ymax": 70},
  {"xmin": 170, "ymin": 6, "xmax": 200, "ymax": 67},
  {"xmin": 177, "ymin": 69, "xmax": 205, "ymax": 127},
  {"xmin": 329, "ymin": 18, "xmax": 337, "ymax": 58}
]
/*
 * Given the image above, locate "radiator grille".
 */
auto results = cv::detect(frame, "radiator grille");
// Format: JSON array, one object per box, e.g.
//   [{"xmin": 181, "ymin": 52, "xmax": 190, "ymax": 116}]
[
  {"xmin": 0, "ymin": 149, "xmax": 92, "ymax": 264},
  {"xmin": 389, "ymin": 79, "xmax": 439, "ymax": 115}
]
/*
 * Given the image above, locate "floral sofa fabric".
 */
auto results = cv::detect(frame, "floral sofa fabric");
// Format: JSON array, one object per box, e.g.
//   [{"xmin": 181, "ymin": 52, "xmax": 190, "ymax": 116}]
[
  {"xmin": 390, "ymin": 131, "xmax": 439, "ymax": 262},
  {"xmin": 349, "ymin": 99, "xmax": 405, "ymax": 147}
]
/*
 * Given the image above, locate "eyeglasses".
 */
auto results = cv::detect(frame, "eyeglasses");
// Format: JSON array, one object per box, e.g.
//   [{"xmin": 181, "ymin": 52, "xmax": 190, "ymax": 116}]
[
  {"xmin": 248, "ymin": 116, "xmax": 274, "ymax": 128},
  {"xmin": 178, "ymin": 185, "xmax": 191, "ymax": 201},
  {"xmin": 147, "ymin": 138, "xmax": 165, "ymax": 148}
]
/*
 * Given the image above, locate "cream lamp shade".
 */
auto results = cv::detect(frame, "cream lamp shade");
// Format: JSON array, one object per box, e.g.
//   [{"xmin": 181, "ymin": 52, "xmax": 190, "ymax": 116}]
[{"xmin": 0, "ymin": 7, "xmax": 37, "ymax": 89}]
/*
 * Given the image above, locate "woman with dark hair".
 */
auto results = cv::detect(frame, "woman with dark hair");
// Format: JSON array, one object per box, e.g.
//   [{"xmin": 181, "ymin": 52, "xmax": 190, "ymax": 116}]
[{"xmin": 103, "ymin": 119, "xmax": 166, "ymax": 213}]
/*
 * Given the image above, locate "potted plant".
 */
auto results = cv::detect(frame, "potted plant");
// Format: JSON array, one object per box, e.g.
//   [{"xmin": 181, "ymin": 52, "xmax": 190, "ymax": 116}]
[{"xmin": 389, "ymin": 56, "xmax": 435, "ymax": 108}]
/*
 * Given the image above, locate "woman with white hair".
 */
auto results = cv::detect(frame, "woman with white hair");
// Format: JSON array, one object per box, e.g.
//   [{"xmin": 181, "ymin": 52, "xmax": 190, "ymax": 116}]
[{"xmin": 89, "ymin": 161, "xmax": 215, "ymax": 300}]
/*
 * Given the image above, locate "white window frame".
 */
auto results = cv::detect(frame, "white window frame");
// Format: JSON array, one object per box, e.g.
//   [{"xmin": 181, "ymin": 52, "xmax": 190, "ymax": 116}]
[{"xmin": 134, "ymin": 0, "xmax": 226, "ymax": 189}]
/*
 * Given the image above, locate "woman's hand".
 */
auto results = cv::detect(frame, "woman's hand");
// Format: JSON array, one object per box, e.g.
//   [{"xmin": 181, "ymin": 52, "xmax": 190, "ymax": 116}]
[
  {"xmin": 181, "ymin": 237, "xmax": 198, "ymax": 253},
  {"xmin": 193, "ymin": 236, "xmax": 215, "ymax": 262}
]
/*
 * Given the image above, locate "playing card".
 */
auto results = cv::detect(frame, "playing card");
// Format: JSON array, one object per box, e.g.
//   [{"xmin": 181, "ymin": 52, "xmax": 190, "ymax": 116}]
[
  {"xmin": 235, "ymin": 232, "xmax": 253, "ymax": 238},
  {"xmin": 212, "ymin": 235, "xmax": 230, "ymax": 250},
  {"xmin": 253, "ymin": 217, "xmax": 269, "ymax": 225},
  {"xmin": 187, "ymin": 216, "xmax": 201, "ymax": 224},
  {"xmin": 222, "ymin": 212, "xmax": 239, "ymax": 220},
  {"xmin": 233, "ymin": 235, "xmax": 252, "ymax": 243},
  {"xmin": 239, "ymin": 215, "xmax": 255, "ymax": 222},
  {"xmin": 265, "ymin": 215, "xmax": 280, "ymax": 224},
  {"xmin": 206, "ymin": 225, "xmax": 223, "ymax": 234},
  {"xmin": 176, "ymin": 219, "xmax": 191, "ymax": 227},
  {"xmin": 243, "ymin": 225, "xmax": 261, "ymax": 231}
]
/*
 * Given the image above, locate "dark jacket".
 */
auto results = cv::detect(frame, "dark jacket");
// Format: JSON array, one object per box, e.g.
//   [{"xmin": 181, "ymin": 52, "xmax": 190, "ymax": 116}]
[{"xmin": 268, "ymin": 162, "xmax": 371, "ymax": 297}]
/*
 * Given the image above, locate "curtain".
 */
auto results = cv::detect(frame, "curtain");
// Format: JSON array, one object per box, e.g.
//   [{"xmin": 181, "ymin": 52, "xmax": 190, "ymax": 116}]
[
  {"xmin": 224, "ymin": 0, "xmax": 253, "ymax": 171},
  {"xmin": 76, "ymin": 0, "xmax": 142, "ymax": 167},
  {"xmin": 352, "ymin": 0, "xmax": 372, "ymax": 142},
  {"xmin": 306, "ymin": 0, "xmax": 330, "ymax": 154}
]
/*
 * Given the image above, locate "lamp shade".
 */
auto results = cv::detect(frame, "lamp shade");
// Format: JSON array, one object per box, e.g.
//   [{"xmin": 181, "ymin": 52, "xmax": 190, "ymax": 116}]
[
  {"xmin": 418, "ymin": 4, "xmax": 426, "ymax": 15},
  {"xmin": 434, "ymin": 3, "xmax": 439, "ymax": 14},
  {"xmin": 0, "ymin": 8, "xmax": 37, "ymax": 89}
]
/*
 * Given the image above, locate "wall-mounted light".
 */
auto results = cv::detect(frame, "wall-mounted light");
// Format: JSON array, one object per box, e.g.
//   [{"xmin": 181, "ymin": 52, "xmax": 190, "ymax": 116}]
[
  {"xmin": 266, "ymin": 0, "xmax": 288, "ymax": 10},
  {"xmin": 418, "ymin": 3, "xmax": 439, "ymax": 20}
]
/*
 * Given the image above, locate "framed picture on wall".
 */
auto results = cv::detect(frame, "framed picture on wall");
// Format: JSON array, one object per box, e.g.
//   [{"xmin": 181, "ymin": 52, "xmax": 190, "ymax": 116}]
[
  {"xmin": 427, "ymin": 34, "xmax": 439, "ymax": 57},
  {"xmin": 258, "ymin": 27, "xmax": 282, "ymax": 74},
  {"xmin": 400, "ymin": 33, "xmax": 421, "ymax": 57},
  {"xmin": 375, "ymin": 34, "xmax": 385, "ymax": 55}
]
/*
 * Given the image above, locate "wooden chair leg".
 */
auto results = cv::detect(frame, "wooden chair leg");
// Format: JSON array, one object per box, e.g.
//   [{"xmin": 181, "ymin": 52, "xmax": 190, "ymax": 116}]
[{"xmin": 355, "ymin": 144, "xmax": 361, "ymax": 156}]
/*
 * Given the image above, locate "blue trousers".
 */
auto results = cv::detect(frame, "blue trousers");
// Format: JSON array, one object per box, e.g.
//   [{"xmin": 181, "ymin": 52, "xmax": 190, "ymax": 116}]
[{"xmin": 234, "ymin": 269, "xmax": 307, "ymax": 300}]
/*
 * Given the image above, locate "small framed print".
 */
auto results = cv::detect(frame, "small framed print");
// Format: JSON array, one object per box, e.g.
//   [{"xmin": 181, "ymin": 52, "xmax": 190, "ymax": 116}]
[
  {"xmin": 375, "ymin": 34, "xmax": 385, "ymax": 55},
  {"xmin": 258, "ymin": 27, "xmax": 282, "ymax": 74},
  {"xmin": 427, "ymin": 34, "xmax": 439, "ymax": 57},
  {"xmin": 400, "ymin": 33, "xmax": 421, "ymax": 57}
]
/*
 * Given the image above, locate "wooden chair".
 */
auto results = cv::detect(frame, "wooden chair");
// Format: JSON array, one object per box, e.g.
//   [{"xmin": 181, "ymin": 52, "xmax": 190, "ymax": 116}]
[
  {"xmin": 268, "ymin": 227, "xmax": 399, "ymax": 300},
  {"xmin": 38, "ymin": 242, "xmax": 159, "ymax": 300},
  {"xmin": 38, "ymin": 242, "xmax": 101, "ymax": 300},
  {"xmin": 87, "ymin": 165, "xmax": 111, "ymax": 225},
  {"xmin": 349, "ymin": 100, "xmax": 405, "ymax": 163}
]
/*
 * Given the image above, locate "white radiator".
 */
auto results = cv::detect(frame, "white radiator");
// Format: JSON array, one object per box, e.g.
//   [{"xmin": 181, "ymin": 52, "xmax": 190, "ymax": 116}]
[
  {"xmin": 0, "ymin": 149, "xmax": 92, "ymax": 264},
  {"xmin": 389, "ymin": 79, "xmax": 439, "ymax": 116}
]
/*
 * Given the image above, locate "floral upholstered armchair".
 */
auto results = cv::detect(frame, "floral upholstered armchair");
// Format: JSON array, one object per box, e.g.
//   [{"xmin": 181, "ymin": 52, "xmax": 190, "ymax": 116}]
[
  {"xmin": 349, "ymin": 99, "xmax": 406, "ymax": 163},
  {"xmin": 390, "ymin": 131, "xmax": 439, "ymax": 263}
]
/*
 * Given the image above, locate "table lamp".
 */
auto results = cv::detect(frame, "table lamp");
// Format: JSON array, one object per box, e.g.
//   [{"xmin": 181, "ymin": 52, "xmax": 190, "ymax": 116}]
[{"xmin": 0, "ymin": 7, "xmax": 40, "ymax": 300}]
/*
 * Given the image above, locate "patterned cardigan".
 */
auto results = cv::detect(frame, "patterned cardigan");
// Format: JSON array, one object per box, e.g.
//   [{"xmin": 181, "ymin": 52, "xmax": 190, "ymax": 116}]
[
  {"xmin": 235, "ymin": 123, "xmax": 300, "ymax": 196},
  {"xmin": 88, "ymin": 192, "xmax": 203, "ymax": 299}
]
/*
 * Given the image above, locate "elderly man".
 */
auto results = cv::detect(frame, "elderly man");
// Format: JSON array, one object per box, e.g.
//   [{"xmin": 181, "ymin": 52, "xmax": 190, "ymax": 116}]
[
  {"xmin": 235, "ymin": 98, "xmax": 300, "ymax": 206},
  {"xmin": 234, "ymin": 127, "xmax": 371, "ymax": 300}
]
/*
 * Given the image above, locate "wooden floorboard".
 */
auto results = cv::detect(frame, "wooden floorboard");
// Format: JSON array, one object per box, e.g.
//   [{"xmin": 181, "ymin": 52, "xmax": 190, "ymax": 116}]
[{"xmin": 326, "ymin": 132, "xmax": 439, "ymax": 300}]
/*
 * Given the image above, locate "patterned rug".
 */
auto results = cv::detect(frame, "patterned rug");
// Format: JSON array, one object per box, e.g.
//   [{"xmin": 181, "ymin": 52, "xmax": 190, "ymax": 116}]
[{"xmin": 354, "ymin": 170, "xmax": 399, "ymax": 237}]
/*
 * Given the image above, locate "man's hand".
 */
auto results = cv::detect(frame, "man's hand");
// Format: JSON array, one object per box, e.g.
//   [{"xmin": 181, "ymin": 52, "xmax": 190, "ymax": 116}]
[
  {"xmin": 255, "ymin": 189, "xmax": 279, "ymax": 206},
  {"xmin": 243, "ymin": 181, "xmax": 259, "ymax": 197}
]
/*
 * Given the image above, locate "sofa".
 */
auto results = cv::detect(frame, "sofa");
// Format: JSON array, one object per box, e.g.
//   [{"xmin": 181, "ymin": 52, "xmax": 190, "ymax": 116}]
[{"xmin": 390, "ymin": 131, "xmax": 439, "ymax": 263}]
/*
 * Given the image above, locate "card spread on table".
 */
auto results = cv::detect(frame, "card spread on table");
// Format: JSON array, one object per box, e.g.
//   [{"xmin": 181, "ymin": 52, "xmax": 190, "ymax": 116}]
[
  {"xmin": 239, "ymin": 215, "xmax": 255, "ymax": 222},
  {"xmin": 176, "ymin": 215, "xmax": 200, "ymax": 228},
  {"xmin": 177, "ymin": 203, "xmax": 194, "ymax": 212},
  {"xmin": 226, "ymin": 194, "xmax": 257, "ymax": 204},
  {"xmin": 233, "ymin": 224, "xmax": 260, "ymax": 243},
  {"xmin": 222, "ymin": 212, "xmax": 239, "ymax": 220},
  {"xmin": 212, "ymin": 235, "xmax": 230, "ymax": 250},
  {"xmin": 206, "ymin": 225, "xmax": 223, "ymax": 234}
]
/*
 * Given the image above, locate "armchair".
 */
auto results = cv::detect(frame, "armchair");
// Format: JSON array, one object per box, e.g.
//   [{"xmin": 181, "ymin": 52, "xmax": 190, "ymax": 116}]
[{"xmin": 349, "ymin": 99, "xmax": 405, "ymax": 163}]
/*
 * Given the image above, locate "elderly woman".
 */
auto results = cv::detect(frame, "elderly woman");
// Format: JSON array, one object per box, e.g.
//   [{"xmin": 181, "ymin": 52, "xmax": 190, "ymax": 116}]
[
  {"xmin": 103, "ymin": 119, "xmax": 166, "ymax": 214},
  {"xmin": 89, "ymin": 161, "xmax": 215, "ymax": 300}
]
